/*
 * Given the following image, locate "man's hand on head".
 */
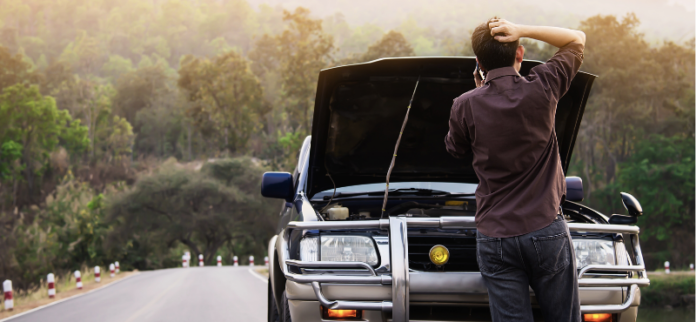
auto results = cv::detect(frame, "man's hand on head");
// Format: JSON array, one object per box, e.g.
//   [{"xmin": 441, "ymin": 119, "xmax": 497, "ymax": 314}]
[{"xmin": 488, "ymin": 18, "xmax": 522, "ymax": 43}]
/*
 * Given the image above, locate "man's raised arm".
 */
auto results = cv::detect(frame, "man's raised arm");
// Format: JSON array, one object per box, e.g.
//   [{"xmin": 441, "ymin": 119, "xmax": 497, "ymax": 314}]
[{"xmin": 487, "ymin": 19, "xmax": 585, "ymax": 47}]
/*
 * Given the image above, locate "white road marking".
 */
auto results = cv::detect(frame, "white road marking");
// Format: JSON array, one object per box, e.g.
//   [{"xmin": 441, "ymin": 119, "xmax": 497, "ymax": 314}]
[
  {"xmin": 0, "ymin": 273, "xmax": 140, "ymax": 322},
  {"xmin": 248, "ymin": 268, "xmax": 268, "ymax": 283}
]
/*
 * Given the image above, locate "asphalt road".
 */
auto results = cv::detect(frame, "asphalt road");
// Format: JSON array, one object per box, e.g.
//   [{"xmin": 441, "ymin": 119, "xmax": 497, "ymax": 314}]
[{"xmin": 9, "ymin": 266, "xmax": 267, "ymax": 322}]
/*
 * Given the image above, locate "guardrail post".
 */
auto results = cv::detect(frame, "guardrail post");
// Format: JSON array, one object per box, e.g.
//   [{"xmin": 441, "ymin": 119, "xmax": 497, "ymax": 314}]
[
  {"xmin": 74, "ymin": 271, "xmax": 83, "ymax": 289},
  {"xmin": 389, "ymin": 217, "xmax": 409, "ymax": 321},
  {"xmin": 94, "ymin": 266, "xmax": 101, "ymax": 282}
]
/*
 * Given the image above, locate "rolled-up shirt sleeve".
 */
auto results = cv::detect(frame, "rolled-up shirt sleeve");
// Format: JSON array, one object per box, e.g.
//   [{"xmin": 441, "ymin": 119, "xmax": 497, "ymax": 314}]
[
  {"xmin": 529, "ymin": 41, "xmax": 584, "ymax": 102},
  {"xmin": 444, "ymin": 98, "xmax": 471, "ymax": 159}
]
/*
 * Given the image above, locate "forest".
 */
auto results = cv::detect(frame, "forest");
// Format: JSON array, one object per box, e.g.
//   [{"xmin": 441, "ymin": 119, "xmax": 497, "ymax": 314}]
[{"xmin": 0, "ymin": 0, "xmax": 693, "ymax": 293}]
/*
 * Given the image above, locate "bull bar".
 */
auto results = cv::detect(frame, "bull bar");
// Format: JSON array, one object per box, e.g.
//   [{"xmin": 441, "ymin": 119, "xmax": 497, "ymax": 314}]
[{"xmin": 279, "ymin": 216, "xmax": 649, "ymax": 320}]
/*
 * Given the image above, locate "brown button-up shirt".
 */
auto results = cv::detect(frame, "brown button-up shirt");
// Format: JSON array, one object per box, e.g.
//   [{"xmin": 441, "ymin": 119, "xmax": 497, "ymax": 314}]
[{"xmin": 445, "ymin": 42, "xmax": 584, "ymax": 238}]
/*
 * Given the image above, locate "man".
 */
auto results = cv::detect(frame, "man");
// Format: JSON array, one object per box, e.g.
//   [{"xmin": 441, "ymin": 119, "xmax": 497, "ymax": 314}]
[{"xmin": 444, "ymin": 18, "xmax": 586, "ymax": 322}]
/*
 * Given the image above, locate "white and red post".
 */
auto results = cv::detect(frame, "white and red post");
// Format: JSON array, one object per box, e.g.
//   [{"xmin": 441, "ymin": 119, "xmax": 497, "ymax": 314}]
[
  {"xmin": 109, "ymin": 263, "xmax": 115, "ymax": 277},
  {"xmin": 665, "ymin": 261, "xmax": 671, "ymax": 274},
  {"xmin": 217, "ymin": 256, "xmax": 222, "ymax": 267},
  {"xmin": 690, "ymin": 263, "xmax": 694, "ymax": 271},
  {"xmin": 233, "ymin": 256, "xmax": 238, "ymax": 267},
  {"xmin": 249, "ymin": 255, "xmax": 254, "ymax": 267},
  {"xmin": 264, "ymin": 256, "xmax": 269, "ymax": 266},
  {"xmin": 94, "ymin": 266, "xmax": 101, "ymax": 283},
  {"xmin": 3, "ymin": 280, "xmax": 13, "ymax": 311},
  {"xmin": 47, "ymin": 273, "xmax": 55, "ymax": 298},
  {"xmin": 199, "ymin": 254, "xmax": 204, "ymax": 267},
  {"xmin": 182, "ymin": 254, "xmax": 188, "ymax": 268},
  {"xmin": 115, "ymin": 261, "xmax": 120, "ymax": 273},
  {"xmin": 74, "ymin": 270, "xmax": 83, "ymax": 290}
]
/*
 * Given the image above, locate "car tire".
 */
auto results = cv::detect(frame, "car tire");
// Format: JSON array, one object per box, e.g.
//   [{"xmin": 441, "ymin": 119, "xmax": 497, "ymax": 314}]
[
  {"xmin": 281, "ymin": 290, "xmax": 292, "ymax": 322},
  {"xmin": 268, "ymin": 280, "xmax": 280, "ymax": 322}
]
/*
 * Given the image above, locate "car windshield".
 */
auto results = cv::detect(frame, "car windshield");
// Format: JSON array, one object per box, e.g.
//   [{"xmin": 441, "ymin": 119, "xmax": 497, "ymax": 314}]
[{"xmin": 313, "ymin": 182, "xmax": 477, "ymax": 199}]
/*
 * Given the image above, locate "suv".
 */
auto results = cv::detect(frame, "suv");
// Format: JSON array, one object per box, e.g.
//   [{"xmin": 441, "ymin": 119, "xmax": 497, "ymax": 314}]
[{"xmin": 262, "ymin": 57, "xmax": 649, "ymax": 322}]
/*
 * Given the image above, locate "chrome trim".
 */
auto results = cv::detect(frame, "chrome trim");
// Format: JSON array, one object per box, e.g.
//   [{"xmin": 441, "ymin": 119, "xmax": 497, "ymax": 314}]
[
  {"xmin": 311, "ymin": 282, "xmax": 393, "ymax": 312},
  {"xmin": 389, "ymin": 217, "xmax": 409, "ymax": 321},
  {"xmin": 286, "ymin": 272, "xmax": 392, "ymax": 285},
  {"xmin": 406, "ymin": 216, "xmax": 476, "ymax": 229},
  {"xmin": 288, "ymin": 219, "xmax": 389, "ymax": 230},
  {"xmin": 578, "ymin": 265, "xmax": 646, "ymax": 278},
  {"xmin": 581, "ymin": 285, "xmax": 639, "ymax": 313},
  {"xmin": 568, "ymin": 223, "xmax": 640, "ymax": 234},
  {"xmin": 285, "ymin": 259, "xmax": 377, "ymax": 276},
  {"xmin": 578, "ymin": 278, "xmax": 650, "ymax": 287}
]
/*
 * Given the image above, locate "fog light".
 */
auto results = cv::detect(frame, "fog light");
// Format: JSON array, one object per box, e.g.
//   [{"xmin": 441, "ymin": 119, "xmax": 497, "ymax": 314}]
[
  {"xmin": 429, "ymin": 244, "xmax": 450, "ymax": 266},
  {"xmin": 321, "ymin": 307, "xmax": 362, "ymax": 319},
  {"xmin": 583, "ymin": 313, "xmax": 613, "ymax": 322}
]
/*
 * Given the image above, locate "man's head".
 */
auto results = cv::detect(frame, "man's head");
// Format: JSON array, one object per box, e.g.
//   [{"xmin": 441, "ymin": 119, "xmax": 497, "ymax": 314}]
[{"xmin": 471, "ymin": 17, "xmax": 524, "ymax": 73}]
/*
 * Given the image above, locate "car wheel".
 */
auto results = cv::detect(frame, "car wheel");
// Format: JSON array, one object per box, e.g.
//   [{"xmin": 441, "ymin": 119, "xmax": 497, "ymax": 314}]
[
  {"xmin": 268, "ymin": 280, "xmax": 280, "ymax": 322},
  {"xmin": 281, "ymin": 290, "xmax": 292, "ymax": 322}
]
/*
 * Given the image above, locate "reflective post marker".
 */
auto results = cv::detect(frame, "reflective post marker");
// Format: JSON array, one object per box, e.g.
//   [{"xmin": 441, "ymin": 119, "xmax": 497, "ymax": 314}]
[
  {"xmin": 665, "ymin": 261, "xmax": 670, "ymax": 274},
  {"xmin": 217, "ymin": 256, "xmax": 222, "ymax": 267},
  {"xmin": 115, "ymin": 261, "xmax": 120, "ymax": 273},
  {"xmin": 109, "ymin": 263, "xmax": 115, "ymax": 278},
  {"xmin": 264, "ymin": 256, "xmax": 269, "ymax": 266},
  {"xmin": 74, "ymin": 271, "xmax": 83, "ymax": 290},
  {"xmin": 233, "ymin": 256, "xmax": 238, "ymax": 267},
  {"xmin": 94, "ymin": 266, "xmax": 101, "ymax": 283},
  {"xmin": 3, "ymin": 280, "xmax": 12, "ymax": 311},
  {"xmin": 199, "ymin": 254, "xmax": 204, "ymax": 267},
  {"xmin": 249, "ymin": 255, "xmax": 254, "ymax": 266},
  {"xmin": 47, "ymin": 273, "xmax": 55, "ymax": 298}
]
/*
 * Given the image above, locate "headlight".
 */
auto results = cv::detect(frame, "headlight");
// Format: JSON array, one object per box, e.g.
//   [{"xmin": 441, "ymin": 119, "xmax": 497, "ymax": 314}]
[
  {"xmin": 300, "ymin": 235, "xmax": 379, "ymax": 266},
  {"xmin": 572, "ymin": 239, "xmax": 616, "ymax": 269}
]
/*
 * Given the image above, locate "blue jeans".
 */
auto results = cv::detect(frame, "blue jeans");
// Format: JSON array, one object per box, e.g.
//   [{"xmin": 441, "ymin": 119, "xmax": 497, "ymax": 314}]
[{"xmin": 477, "ymin": 215, "xmax": 581, "ymax": 322}]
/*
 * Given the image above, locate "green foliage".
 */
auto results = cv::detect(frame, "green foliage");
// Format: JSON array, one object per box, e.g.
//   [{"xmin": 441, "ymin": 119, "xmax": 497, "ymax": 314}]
[
  {"xmin": 566, "ymin": 14, "xmax": 695, "ymax": 269},
  {"xmin": 178, "ymin": 51, "xmax": 266, "ymax": 153},
  {"xmin": 0, "ymin": 84, "xmax": 89, "ymax": 204},
  {"xmin": 106, "ymin": 157, "xmax": 276, "ymax": 268},
  {"xmin": 0, "ymin": 140, "xmax": 23, "ymax": 180},
  {"xmin": 641, "ymin": 274, "xmax": 696, "ymax": 307}
]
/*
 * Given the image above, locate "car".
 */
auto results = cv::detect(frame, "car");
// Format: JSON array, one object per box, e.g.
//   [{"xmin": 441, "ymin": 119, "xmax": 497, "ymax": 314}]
[{"xmin": 261, "ymin": 57, "xmax": 649, "ymax": 322}]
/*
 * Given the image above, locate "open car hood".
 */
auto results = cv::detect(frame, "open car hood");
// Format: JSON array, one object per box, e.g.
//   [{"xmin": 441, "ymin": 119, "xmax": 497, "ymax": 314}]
[{"xmin": 307, "ymin": 57, "xmax": 596, "ymax": 198}]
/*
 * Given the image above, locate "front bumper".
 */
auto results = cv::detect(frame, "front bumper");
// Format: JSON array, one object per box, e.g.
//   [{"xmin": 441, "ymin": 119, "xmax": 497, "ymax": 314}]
[{"xmin": 277, "ymin": 217, "xmax": 649, "ymax": 321}]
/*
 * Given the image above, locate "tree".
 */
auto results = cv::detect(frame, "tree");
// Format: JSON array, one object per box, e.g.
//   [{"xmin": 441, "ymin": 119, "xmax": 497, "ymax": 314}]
[
  {"xmin": 0, "ymin": 84, "xmax": 89, "ymax": 205},
  {"xmin": 106, "ymin": 157, "xmax": 276, "ymax": 266},
  {"xmin": 250, "ymin": 7, "xmax": 333, "ymax": 132},
  {"xmin": 340, "ymin": 30, "xmax": 415, "ymax": 64},
  {"xmin": 113, "ymin": 65, "xmax": 171, "ymax": 126},
  {"xmin": 0, "ymin": 45, "xmax": 38, "ymax": 92},
  {"xmin": 178, "ymin": 51, "xmax": 266, "ymax": 154}
]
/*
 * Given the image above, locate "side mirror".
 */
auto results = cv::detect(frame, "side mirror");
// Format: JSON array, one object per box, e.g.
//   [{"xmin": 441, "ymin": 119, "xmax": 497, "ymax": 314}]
[
  {"xmin": 261, "ymin": 172, "xmax": 294, "ymax": 202},
  {"xmin": 620, "ymin": 192, "xmax": 643, "ymax": 217},
  {"xmin": 566, "ymin": 176, "xmax": 583, "ymax": 202}
]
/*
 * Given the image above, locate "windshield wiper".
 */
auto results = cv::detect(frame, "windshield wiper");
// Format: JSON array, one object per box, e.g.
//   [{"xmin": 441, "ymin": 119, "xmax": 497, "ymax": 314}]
[{"xmin": 322, "ymin": 188, "xmax": 460, "ymax": 200}]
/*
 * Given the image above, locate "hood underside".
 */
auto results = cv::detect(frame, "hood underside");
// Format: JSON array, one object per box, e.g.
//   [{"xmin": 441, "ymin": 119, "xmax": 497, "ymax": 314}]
[{"xmin": 307, "ymin": 57, "xmax": 596, "ymax": 198}]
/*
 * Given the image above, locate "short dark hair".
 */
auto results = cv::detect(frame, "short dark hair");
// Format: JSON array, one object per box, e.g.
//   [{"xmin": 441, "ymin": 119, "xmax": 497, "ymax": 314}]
[{"xmin": 471, "ymin": 17, "xmax": 519, "ymax": 72}]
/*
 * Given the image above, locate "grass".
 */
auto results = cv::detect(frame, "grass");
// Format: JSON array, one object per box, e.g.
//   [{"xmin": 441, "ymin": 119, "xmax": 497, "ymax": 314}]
[
  {"xmin": 0, "ymin": 268, "xmax": 137, "ymax": 319},
  {"xmin": 642, "ymin": 271, "xmax": 695, "ymax": 308}
]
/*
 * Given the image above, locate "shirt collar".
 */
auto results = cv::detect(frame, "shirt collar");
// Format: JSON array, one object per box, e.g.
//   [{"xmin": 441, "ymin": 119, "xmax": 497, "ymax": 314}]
[{"xmin": 484, "ymin": 66, "xmax": 520, "ymax": 84}]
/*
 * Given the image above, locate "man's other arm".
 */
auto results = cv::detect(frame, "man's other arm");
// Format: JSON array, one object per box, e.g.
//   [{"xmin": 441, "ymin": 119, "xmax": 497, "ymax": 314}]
[{"xmin": 445, "ymin": 98, "xmax": 471, "ymax": 159}]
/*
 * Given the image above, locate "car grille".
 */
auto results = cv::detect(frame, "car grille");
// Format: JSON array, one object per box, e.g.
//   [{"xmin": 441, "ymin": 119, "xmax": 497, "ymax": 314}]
[{"xmin": 408, "ymin": 234, "xmax": 480, "ymax": 272}]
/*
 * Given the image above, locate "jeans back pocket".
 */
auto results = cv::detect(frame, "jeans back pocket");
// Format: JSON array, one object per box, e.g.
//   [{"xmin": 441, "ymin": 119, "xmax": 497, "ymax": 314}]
[
  {"xmin": 532, "ymin": 232, "xmax": 570, "ymax": 274},
  {"xmin": 476, "ymin": 236, "xmax": 503, "ymax": 273}
]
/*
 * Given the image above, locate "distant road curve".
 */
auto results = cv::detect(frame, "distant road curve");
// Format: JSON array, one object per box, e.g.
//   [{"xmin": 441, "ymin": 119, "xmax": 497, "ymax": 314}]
[{"xmin": 6, "ymin": 266, "xmax": 267, "ymax": 322}]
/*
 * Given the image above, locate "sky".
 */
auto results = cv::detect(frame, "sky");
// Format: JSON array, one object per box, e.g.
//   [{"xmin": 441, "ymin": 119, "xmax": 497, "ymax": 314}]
[{"xmin": 247, "ymin": 0, "xmax": 695, "ymax": 44}]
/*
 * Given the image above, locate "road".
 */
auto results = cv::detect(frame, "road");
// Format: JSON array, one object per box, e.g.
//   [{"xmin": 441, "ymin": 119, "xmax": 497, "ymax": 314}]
[{"xmin": 9, "ymin": 266, "xmax": 267, "ymax": 322}]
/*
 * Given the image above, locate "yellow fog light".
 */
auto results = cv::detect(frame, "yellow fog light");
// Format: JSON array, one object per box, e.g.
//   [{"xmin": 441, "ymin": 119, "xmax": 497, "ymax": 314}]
[{"xmin": 429, "ymin": 244, "xmax": 450, "ymax": 266}]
